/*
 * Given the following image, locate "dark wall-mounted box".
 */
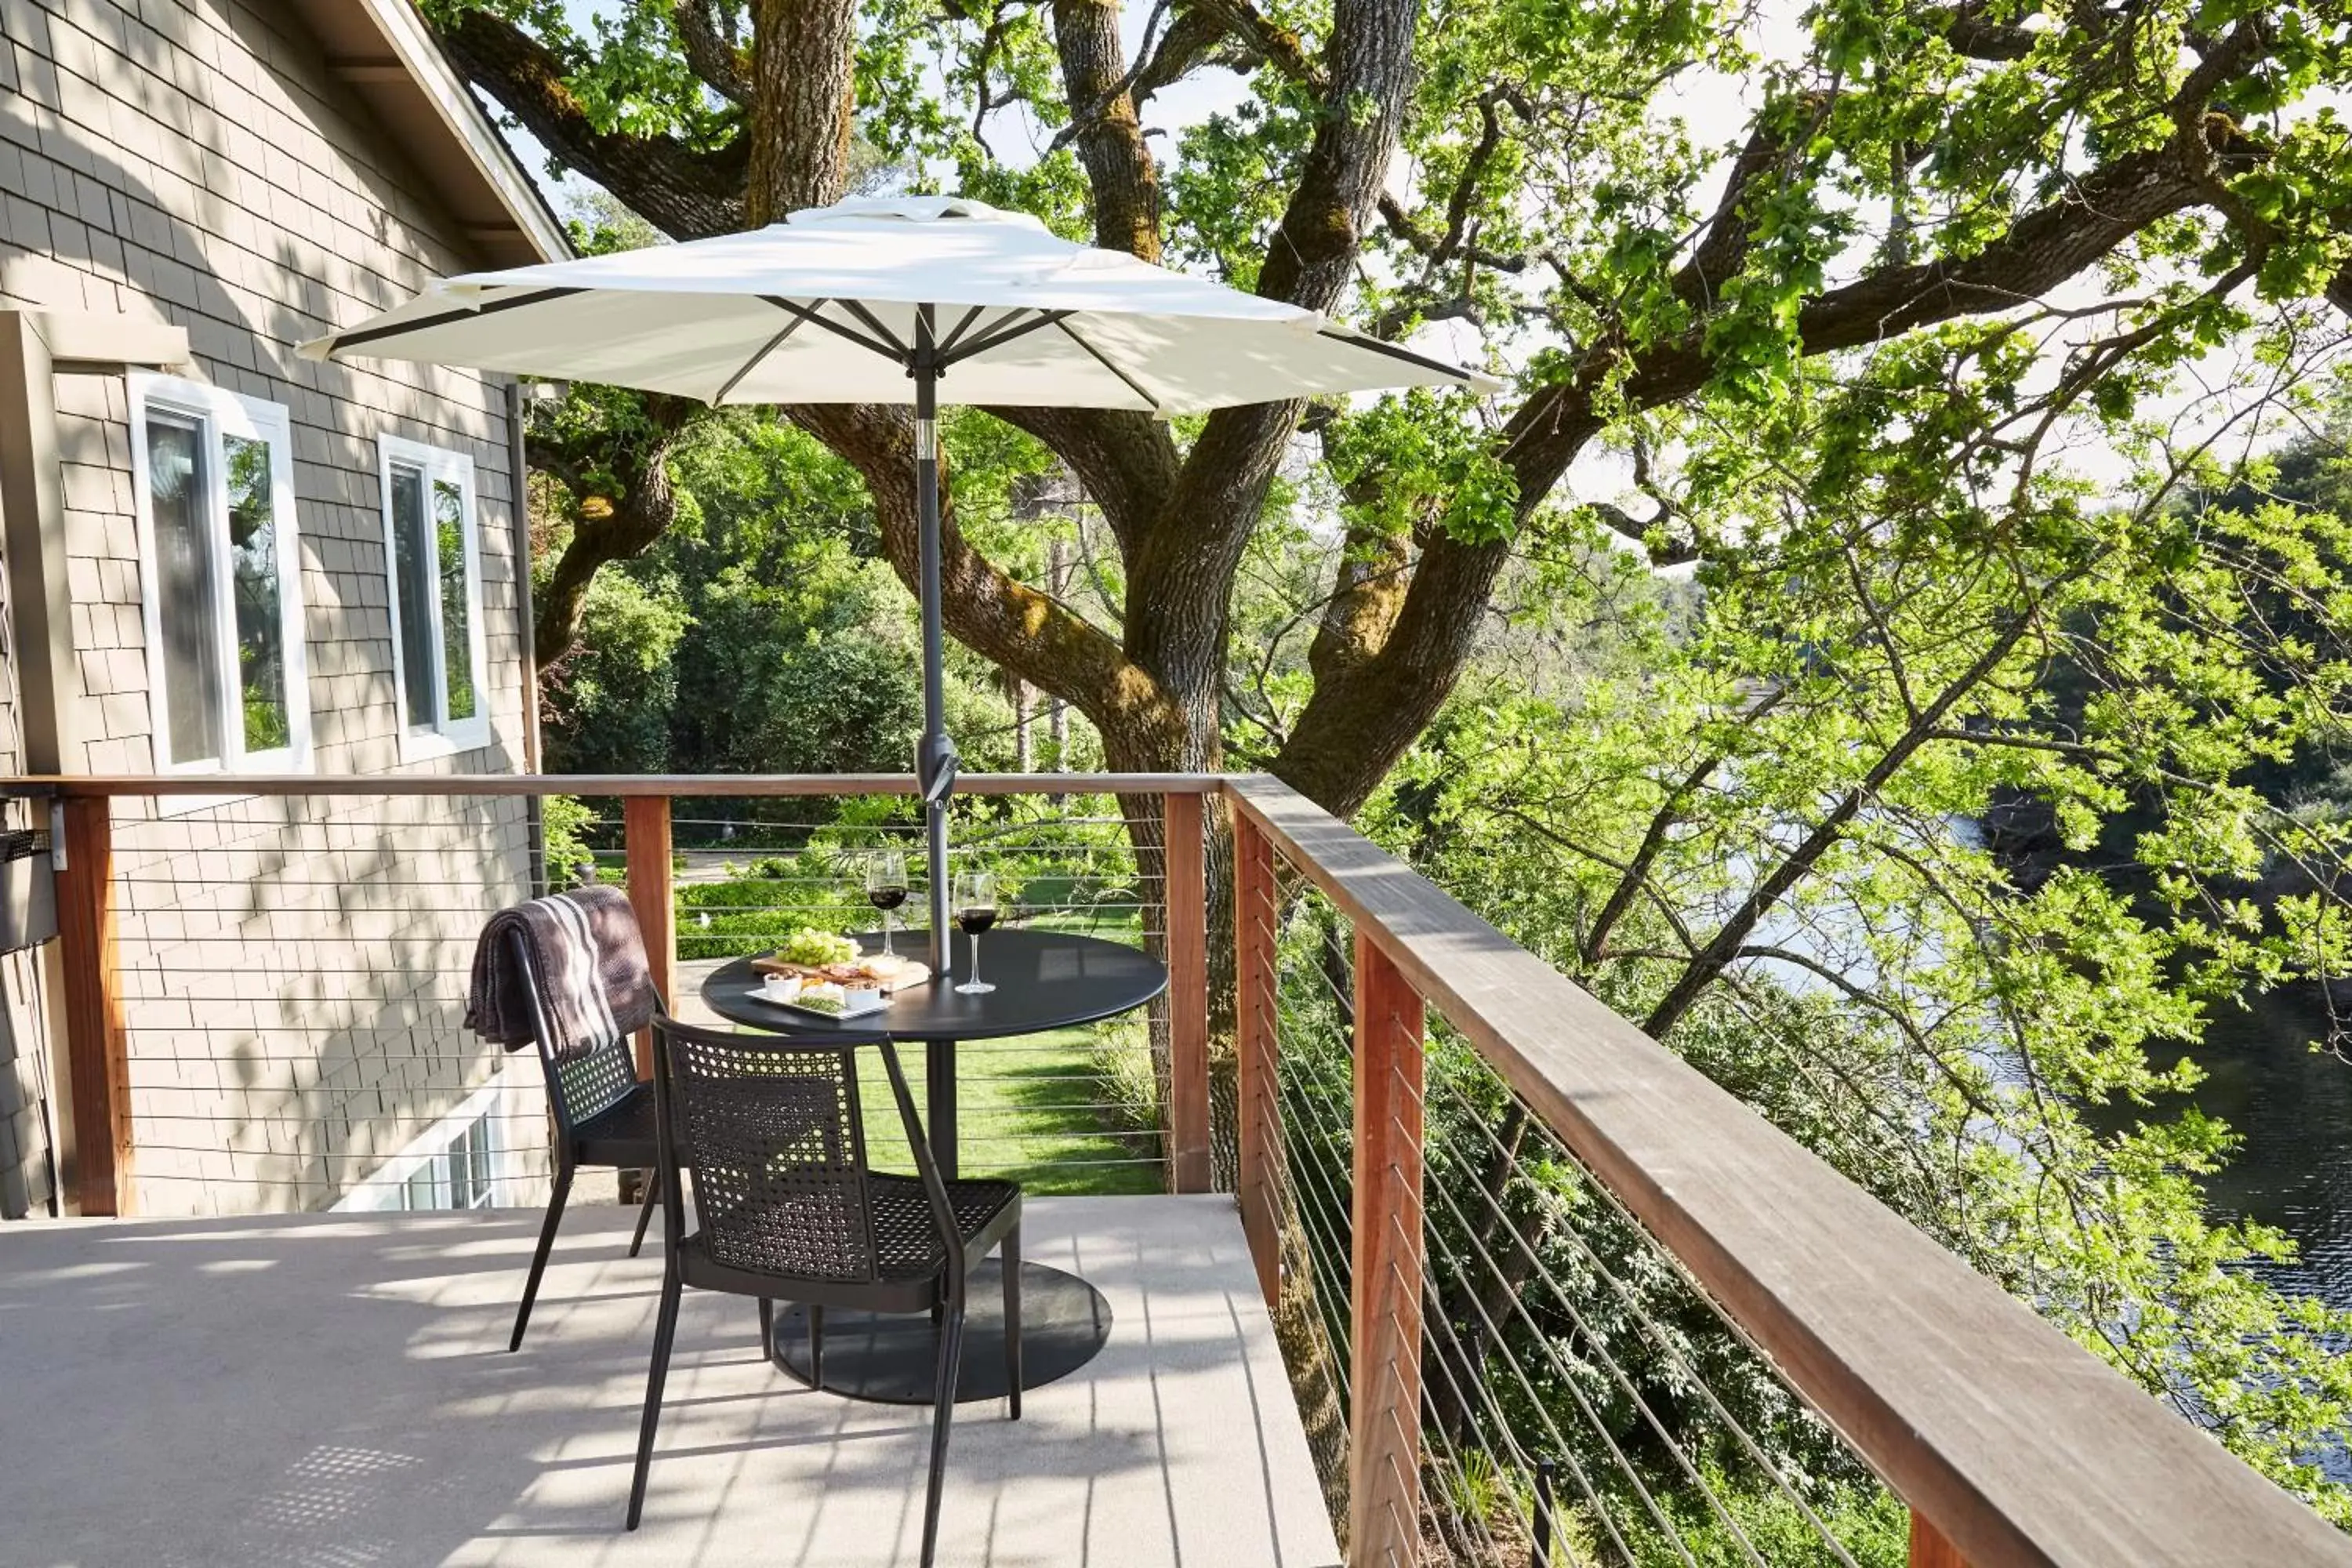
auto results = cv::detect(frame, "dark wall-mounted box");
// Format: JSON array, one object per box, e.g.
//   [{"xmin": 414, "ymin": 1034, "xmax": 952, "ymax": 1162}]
[{"xmin": 0, "ymin": 829, "xmax": 56, "ymax": 954}]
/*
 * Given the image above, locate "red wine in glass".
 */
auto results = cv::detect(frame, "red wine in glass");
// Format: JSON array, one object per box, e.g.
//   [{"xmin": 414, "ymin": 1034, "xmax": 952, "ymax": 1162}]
[
  {"xmin": 953, "ymin": 871, "xmax": 996, "ymax": 994},
  {"xmin": 866, "ymin": 850, "xmax": 909, "ymax": 956}
]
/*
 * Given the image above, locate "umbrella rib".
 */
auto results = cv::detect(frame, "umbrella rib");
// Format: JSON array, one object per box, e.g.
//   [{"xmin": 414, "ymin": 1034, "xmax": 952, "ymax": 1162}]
[
  {"xmin": 759, "ymin": 296, "xmax": 902, "ymax": 362},
  {"xmin": 941, "ymin": 309, "xmax": 1068, "ymax": 366},
  {"xmin": 323, "ymin": 287, "xmax": 587, "ymax": 355},
  {"xmin": 1053, "ymin": 319, "xmax": 1163, "ymax": 414},
  {"xmin": 942, "ymin": 307, "xmax": 1039, "ymax": 359},
  {"xmin": 937, "ymin": 304, "xmax": 989, "ymax": 356},
  {"xmin": 837, "ymin": 298, "xmax": 912, "ymax": 358},
  {"xmin": 1318, "ymin": 325, "xmax": 1486, "ymax": 387},
  {"xmin": 711, "ymin": 311, "xmax": 809, "ymax": 404}
]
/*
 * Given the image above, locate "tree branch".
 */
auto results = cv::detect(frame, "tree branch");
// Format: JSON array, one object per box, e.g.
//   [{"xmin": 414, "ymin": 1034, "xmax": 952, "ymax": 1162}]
[
  {"xmin": 1133, "ymin": 4, "xmax": 1244, "ymax": 101},
  {"xmin": 1675, "ymin": 91, "xmax": 1831, "ymax": 310},
  {"xmin": 1051, "ymin": 0, "xmax": 1163, "ymax": 259},
  {"xmin": 745, "ymin": 0, "xmax": 859, "ymax": 222},
  {"xmin": 673, "ymin": 0, "xmax": 753, "ymax": 104},
  {"xmin": 1922, "ymin": 1, "xmax": 2038, "ymax": 62},
  {"xmin": 1584, "ymin": 687, "xmax": 1788, "ymax": 964},
  {"xmin": 1270, "ymin": 135, "xmax": 2235, "ymax": 817},
  {"xmin": 1642, "ymin": 605, "xmax": 2053, "ymax": 1039},
  {"xmin": 533, "ymin": 397, "xmax": 707, "ymax": 662},
  {"xmin": 1400, "ymin": 89, "xmax": 1529, "ymax": 270},
  {"xmin": 1183, "ymin": 0, "xmax": 1322, "ymax": 89},
  {"xmin": 429, "ymin": 8, "xmax": 746, "ymax": 241},
  {"xmin": 787, "ymin": 404, "xmax": 1184, "ymax": 760},
  {"xmin": 985, "ymin": 406, "xmax": 1178, "ymax": 561},
  {"xmin": 1118, "ymin": 0, "xmax": 1422, "ymax": 765}
]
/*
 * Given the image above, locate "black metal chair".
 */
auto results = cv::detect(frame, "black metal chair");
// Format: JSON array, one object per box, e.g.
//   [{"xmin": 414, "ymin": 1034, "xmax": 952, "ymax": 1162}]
[
  {"xmin": 628, "ymin": 1016, "xmax": 1022, "ymax": 1566},
  {"xmin": 505, "ymin": 927, "xmax": 663, "ymax": 1353}
]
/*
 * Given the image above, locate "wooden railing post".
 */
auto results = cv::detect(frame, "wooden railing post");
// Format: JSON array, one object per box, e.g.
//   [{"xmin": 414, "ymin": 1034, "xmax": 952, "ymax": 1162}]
[
  {"xmin": 56, "ymin": 794, "xmax": 129, "ymax": 1216},
  {"xmin": 1348, "ymin": 931, "xmax": 1425, "ymax": 1567},
  {"xmin": 1235, "ymin": 811, "xmax": 1280, "ymax": 1308},
  {"xmin": 622, "ymin": 795, "xmax": 675, "ymax": 1081},
  {"xmin": 1164, "ymin": 789, "xmax": 1210, "ymax": 1193},
  {"xmin": 1910, "ymin": 1512, "xmax": 1970, "ymax": 1568}
]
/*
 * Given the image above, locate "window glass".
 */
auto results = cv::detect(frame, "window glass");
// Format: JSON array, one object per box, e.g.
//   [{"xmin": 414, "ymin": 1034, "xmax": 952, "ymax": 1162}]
[
  {"xmin": 466, "ymin": 1116, "xmax": 492, "ymax": 1207},
  {"xmin": 146, "ymin": 412, "xmax": 226, "ymax": 766},
  {"xmin": 445, "ymin": 1129, "xmax": 475, "ymax": 1210},
  {"xmin": 388, "ymin": 463, "xmax": 437, "ymax": 733},
  {"xmin": 379, "ymin": 438, "xmax": 485, "ymax": 752},
  {"xmin": 225, "ymin": 433, "xmax": 289, "ymax": 753},
  {"xmin": 434, "ymin": 477, "xmax": 476, "ymax": 722}
]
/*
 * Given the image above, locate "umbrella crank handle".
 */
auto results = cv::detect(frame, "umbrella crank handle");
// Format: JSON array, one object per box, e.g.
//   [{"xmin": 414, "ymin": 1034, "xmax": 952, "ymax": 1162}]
[{"xmin": 918, "ymin": 734, "xmax": 959, "ymax": 804}]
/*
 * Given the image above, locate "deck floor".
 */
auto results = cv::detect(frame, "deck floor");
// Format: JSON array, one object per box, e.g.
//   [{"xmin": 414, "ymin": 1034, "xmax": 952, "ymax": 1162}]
[{"xmin": 0, "ymin": 1197, "xmax": 1339, "ymax": 1568}]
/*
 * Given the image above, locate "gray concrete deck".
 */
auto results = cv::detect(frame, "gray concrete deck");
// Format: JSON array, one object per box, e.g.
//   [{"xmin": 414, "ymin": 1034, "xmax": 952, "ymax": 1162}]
[{"xmin": 0, "ymin": 1197, "xmax": 1339, "ymax": 1568}]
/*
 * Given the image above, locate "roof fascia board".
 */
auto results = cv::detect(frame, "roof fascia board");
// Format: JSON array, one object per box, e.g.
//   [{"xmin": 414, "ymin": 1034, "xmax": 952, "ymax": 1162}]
[{"xmin": 348, "ymin": 0, "xmax": 572, "ymax": 262}]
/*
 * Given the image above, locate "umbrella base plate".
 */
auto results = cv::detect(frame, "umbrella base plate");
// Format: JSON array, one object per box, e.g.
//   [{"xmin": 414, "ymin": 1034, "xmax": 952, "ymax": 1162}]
[{"xmin": 767, "ymin": 1259, "xmax": 1112, "ymax": 1405}]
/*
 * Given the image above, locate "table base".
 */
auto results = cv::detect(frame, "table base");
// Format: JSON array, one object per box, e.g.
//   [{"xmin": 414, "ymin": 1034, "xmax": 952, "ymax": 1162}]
[{"xmin": 768, "ymin": 1259, "xmax": 1112, "ymax": 1405}]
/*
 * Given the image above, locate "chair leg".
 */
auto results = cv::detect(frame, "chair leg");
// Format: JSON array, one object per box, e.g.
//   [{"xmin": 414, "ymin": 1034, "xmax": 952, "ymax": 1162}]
[
  {"xmin": 626, "ymin": 1268, "xmax": 684, "ymax": 1531},
  {"xmin": 809, "ymin": 1305, "xmax": 825, "ymax": 1386},
  {"xmin": 628, "ymin": 1170, "xmax": 658, "ymax": 1258},
  {"xmin": 757, "ymin": 1295, "xmax": 772, "ymax": 1353},
  {"xmin": 1001, "ymin": 1225, "xmax": 1022, "ymax": 1420},
  {"xmin": 510, "ymin": 1162, "xmax": 575, "ymax": 1353},
  {"xmin": 920, "ymin": 1297, "xmax": 967, "ymax": 1568}
]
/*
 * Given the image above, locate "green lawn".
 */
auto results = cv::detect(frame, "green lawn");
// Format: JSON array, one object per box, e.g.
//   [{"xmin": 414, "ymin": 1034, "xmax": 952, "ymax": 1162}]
[
  {"xmin": 849, "ymin": 1022, "xmax": 1166, "ymax": 1196},
  {"xmin": 616, "ymin": 837, "xmax": 1167, "ymax": 1198}
]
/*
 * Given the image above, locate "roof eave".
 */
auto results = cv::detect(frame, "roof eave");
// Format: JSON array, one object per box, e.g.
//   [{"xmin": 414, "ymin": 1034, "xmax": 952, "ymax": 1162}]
[{"xmin": 311, "ymin": 0, "xmax": 572, "ymax": 266}]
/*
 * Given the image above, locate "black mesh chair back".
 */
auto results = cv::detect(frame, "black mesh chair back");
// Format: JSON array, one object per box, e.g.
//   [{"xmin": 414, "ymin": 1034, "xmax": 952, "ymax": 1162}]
[
  {"xmin": 501, "ymin": 927, "xmax": 664, "ymax": 1352},
  {"xmin": 660, "ymin": 1027, "xmax": 877, "ymax": 1284},
  {"xmin": 629, "ymin": 1015, "xmax": 1025, "ymax": 1567},
  {"xmin": 544, "ymin": 1022, "xmax": 641, "ymax": 1142}
]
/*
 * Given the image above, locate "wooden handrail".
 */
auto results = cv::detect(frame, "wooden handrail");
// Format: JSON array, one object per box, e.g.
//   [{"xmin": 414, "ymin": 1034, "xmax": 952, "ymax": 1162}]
[
  {"xmin": 0, "ymin": 772, "xmax": 1228, "ymax": 798},
  {"xmin": 1221, "ymin": 773, "xmax": 2352, "ymax": 1568}
]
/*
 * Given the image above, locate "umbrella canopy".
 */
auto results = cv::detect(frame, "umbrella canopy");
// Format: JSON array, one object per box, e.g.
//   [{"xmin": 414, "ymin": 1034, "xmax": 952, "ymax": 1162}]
[
  {"xmin": 300, "ymin": 195, "xmax": 1493, "ymax": 412},
  {"xmin": 304, "ymin": 194, "xmax": 1494, "ymax": 1004}
]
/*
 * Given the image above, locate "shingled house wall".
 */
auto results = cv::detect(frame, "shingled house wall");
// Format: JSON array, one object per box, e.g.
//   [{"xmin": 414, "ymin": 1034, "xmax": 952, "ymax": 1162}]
[{"xmin": 0, "ymin": 0, "xmax": 544, "ymax": 1214}]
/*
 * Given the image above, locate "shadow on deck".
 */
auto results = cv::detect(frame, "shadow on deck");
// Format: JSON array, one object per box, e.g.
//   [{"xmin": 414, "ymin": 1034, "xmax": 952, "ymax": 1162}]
[{"xmin": 0, "ymin": 1197, "xmax": 1338, "ymax": 1567}]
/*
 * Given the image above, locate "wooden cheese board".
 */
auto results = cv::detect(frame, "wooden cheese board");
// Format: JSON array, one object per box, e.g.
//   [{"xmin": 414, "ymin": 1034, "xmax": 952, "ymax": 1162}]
[{"xmin": 749, "ymin": 950, "xmax": 933, "ymax": 993}]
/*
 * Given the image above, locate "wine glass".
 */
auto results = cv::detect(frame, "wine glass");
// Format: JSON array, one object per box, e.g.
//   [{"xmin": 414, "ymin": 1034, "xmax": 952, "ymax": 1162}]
[
  {"xmin": 866, "ymin": 849, "xmax": 909, "ymax": 957},
  {"xmin": 953, "ymin": 870, "xmax": 997, "ymax": 995}
]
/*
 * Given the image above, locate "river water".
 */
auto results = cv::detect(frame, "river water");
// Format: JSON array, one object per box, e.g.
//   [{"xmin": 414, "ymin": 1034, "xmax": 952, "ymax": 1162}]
[{"xmin": 2159, "ymin": 991, "xmax": 2352, "ymax": 1311}]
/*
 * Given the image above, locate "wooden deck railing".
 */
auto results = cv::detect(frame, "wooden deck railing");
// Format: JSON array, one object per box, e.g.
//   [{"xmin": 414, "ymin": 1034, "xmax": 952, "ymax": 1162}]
[
  {"xmin": 9, "ymin": 768, "xmax": 2349, "ymax": 1568},
  {"xmin": 1223, "ymin": 774, "xmax": 2352, "ymax": 1568}
]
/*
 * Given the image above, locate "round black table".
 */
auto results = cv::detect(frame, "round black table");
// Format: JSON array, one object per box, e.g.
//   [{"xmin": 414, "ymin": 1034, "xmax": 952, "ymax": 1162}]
[{"xmin": 700, "ymin": 927, "xmax": 1167, "ymax": 1405}]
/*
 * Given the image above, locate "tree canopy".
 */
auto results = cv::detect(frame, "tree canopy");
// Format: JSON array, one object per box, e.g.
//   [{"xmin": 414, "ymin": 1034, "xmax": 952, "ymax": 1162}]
[{"xmin": 426, "ymin": 0, "xmax": 2352, "ymax": 814}]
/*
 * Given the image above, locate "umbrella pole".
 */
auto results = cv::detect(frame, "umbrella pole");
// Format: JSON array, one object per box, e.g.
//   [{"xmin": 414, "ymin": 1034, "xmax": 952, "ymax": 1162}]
[{"xmin": 912, "ymin": 331, "xmax": 954, "ymax": 978}]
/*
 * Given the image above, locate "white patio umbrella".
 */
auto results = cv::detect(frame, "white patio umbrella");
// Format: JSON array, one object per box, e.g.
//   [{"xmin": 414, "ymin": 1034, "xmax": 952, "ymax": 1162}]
[{"xmin": 303, "ymin": 194, "xmax": 1496, "ymax": 969}]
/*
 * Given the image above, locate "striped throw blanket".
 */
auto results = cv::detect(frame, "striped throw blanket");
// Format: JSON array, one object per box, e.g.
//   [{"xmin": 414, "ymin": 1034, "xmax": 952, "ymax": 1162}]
[{"xmin": 466, "ymin": 885, "xmax": 658, "ymax": 1062}]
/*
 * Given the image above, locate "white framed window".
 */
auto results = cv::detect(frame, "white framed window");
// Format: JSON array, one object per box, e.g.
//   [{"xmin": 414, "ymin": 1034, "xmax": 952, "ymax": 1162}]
[
  {"xmin": 378, "ymin": 435, "xmax": 490, "ymax": 758},
  {"xmin": 129, "ymin": 375, "xmax": 310, "ymax": 775},
  {"xmin": 328, "ymin": 1073, "xmax": 528, "ymax": 1215},
  {"xmin": 401, "ymin": 1113, "xmax": 496, "ymax": 1211}
]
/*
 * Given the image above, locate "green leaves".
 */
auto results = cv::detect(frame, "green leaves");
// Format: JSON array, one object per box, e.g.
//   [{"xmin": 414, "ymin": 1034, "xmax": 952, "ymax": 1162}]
[
  {"xmin": 1320, "ymin": 390, "xmax": 1523, "ymax": 543},
  {"xmin": 1374, "ymin": 361, "xmax": 2352, "ymax": 1518}
]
